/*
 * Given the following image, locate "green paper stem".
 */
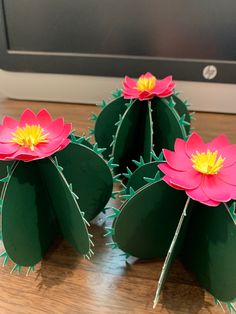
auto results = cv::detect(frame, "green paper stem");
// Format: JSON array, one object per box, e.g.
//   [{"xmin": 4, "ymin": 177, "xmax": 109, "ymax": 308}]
[{"xmin": 153, "ymin": 196, "xmax": 191, "ymax": 308}]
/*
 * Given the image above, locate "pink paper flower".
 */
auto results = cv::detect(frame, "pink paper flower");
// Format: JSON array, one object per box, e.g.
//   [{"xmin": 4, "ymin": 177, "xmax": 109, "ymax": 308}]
[
  {"xmin": 158, "ymin": 132, "xmax": 236, "ymax": 206},
  {"xmin": 122, "ymin": 72, "xmax": 176, "ymax": 101},
  {"xmin": 0, "ymin": 109, "xmax": 71, "ymax": 161}
]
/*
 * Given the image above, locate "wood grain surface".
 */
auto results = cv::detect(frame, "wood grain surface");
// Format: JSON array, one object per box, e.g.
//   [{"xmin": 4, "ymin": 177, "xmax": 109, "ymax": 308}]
[{"xmin": 0, "ymin": 97, "xmax": 235, "ymax": 314}]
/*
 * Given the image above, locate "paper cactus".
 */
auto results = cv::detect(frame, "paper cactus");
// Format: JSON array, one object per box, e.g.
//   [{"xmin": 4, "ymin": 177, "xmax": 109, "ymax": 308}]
[
  {"xmin": 107, "ymin": 133, "xmax": 236, "ymax": 313},
  {"xmin": 0, "ymin": 109, "xmax": 114, "ymax": 273},
  {"xmin": 93, "ymin": 72, "xmax": 192, "ymax": 174}
]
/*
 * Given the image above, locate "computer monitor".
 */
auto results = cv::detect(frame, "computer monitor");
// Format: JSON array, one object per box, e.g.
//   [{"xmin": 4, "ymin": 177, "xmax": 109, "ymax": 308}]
[{"xmin": 0, "ymin": 0, "xmax": 236, "ymax": 113}]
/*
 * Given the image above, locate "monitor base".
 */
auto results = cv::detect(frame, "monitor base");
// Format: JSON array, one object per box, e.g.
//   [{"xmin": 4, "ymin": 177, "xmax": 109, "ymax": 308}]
[{"xmin": 0, "ymin": 69, "xmax": 235, "ymax": 113}]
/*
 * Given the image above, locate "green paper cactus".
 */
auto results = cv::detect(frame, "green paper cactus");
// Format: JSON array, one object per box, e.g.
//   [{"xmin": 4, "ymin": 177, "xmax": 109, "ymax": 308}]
[
  {"xmin": 93, "ymin": 72, "xmax": 192, "ymax": 174},
  {"xmin": 107, "ymin": 151, "xmax": 236, "ymax": 313},
  {"xmin": 0, "ymin": 109, "xmax": 115, "ymax": 274}
]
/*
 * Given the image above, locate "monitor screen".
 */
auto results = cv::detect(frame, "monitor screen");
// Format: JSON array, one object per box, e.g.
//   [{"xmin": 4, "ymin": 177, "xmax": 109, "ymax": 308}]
[{"xmin": 1, "ymin": 0, "xmax": 236, "ymax": 83}]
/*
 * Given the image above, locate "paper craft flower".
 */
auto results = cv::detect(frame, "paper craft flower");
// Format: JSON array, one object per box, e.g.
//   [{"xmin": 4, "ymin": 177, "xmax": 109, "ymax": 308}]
[
  {"xmin": 0, "ymin": 109, "xmax": 114, "ymax": 274},
  {"xmin": 122, "ymin": 72, "xmax": 176, "ymax": 100},
  {"xmin": 0, "ymin": 109, "xmax": 71, "ymax": 161},
  {"xmin": 93, "ymin": 72, "xmax": 191, "ymax": 174},
  {"xmin": 159, "ymin": 132, "xmax": 236, "ymax": 206}
]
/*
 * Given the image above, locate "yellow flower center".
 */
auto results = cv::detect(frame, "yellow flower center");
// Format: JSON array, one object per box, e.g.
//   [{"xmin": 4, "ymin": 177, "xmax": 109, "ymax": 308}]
[
  {"xmin": 136, "ymin": 76, "xmax": 156, "ymax": 92},
  {"xmin": 11, "ymin": 124, "xmax": 48, "ymax": 151},
  {"xmin": 191, "ymin": 149, "xmax": 225, "ymax": 175}
]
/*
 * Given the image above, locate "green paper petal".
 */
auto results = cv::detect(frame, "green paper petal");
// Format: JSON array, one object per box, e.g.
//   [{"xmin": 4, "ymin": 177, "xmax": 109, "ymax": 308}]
[
  {"xmin": 2, "ymin": 161, "xmax": 57, "ymax": 267},
  {"xmin": 113, "ymin": 179, "xmax": 187, "ymax": 258},
  {"xmin": 95, "ymin": 96, "xmax": 128, "ymax": 159},
  {"xmin": 112, "ymin": 99, "xmax": 152, "ymax": 173},
  {"xmin": 182, "ymin": 202, "xmax": 236, "ymax": 302},
  {"xmin": 55, "ymin": 142, "xmax": 113, "ymax": 221},
  {"xmin": 171, "ymin": 95, "xmax": 191, "ymax": 135},
  {"xmin": 151, "ymin": 97, "xmax": 187, "ymax": 155},
  {"xmin": 37, "ymin": 157, "xmax": 90, "ymax": 256}
]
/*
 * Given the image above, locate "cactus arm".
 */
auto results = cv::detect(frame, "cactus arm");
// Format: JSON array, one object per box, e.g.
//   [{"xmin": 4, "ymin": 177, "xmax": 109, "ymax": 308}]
[
  {"xmin": 171, "ymin": 94, "xmax": 191, "ymax": 135},
  {"xmin": 125, "ymin": 160, "xmax": 163, "ymax": 193},
  {"xmin": 112, "ymin": 179, "xmax": 187, "ymax": 259},
  {"xmin": 37, "ymin": 157, "xmax": 91, "ymax": 257},
  {"xmin": 151, "ymin": 96, "xmax": 189, "ymax": 155},
  {"xmin": 94, "ymin": 96, "xmax": 128, "ymax": 160},
  {"xmin": 54, "ymin": 141, "xmax": 113, "ymax": 221},
  {"xmin": 1, "ymin": 161, "xmax": 57, "ymax": 267},
  {"xmin": 112, "ymin": 99, "xmax": 153, "ymax": 173},
  {"xmin": 181, "ymin": 201, "xmax": 236, "ymax": 303}
]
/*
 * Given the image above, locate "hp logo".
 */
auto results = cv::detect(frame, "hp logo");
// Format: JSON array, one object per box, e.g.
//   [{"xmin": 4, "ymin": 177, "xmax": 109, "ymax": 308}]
[{"xmin": 202, "ymin": 65, "xmax": 217, "ymax": 80}]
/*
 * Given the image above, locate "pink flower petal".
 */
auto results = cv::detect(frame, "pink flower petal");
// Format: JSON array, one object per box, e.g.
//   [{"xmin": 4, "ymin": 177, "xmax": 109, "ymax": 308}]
[
  {"xmin": 153, "ymin": 76, "xmax": 173, "ymax": 93},
  {"xmin": 220, "ymin": 144, "xmax": 236, "ymax": 167},
  {"xmin": 139, "ymin": 91, "xmax": 153, "ymax": 100},
  {"xmin": 158, "ymin": 90, "xmax": 175, "ymax": 98},
  {"xmin": 3, "ymin": 116, "xmax": 18, "ymax": 129},
  {"xmin": 207, "ymin": 134, "xmax": 230, "ymax": 151},
  {"xmin": 163, "ymin": 175, "xmax": 185, "ymax": 190},
  {"xmin": 163, "ymin": 148, "xmax": 191, "ymax": 171},
  {"xmin": 123, "ymin": 76, "xmax": 137, "ymax": 88},
  {"xmin": 12, "ymin": 146, "xmax": 40, "ymax": 157},
  {"xmin": 45, "ymin": 118, "xmax": 64, "ymax": 139},
  {"xmin": 37, "ymin": 109, "xmax": 53, "ymax": 127},
  {"xmin": 57, "ymin": 138, "xmax": 70, "ymax": 151},
  {"xmin": 185, "ymin": 132, "xmax": 206, "ymax": 157},
  {"xmin": 174, "ymin": 138, "xmax": 186, "ymax": 153},
  {"xmin": 143, "ymin": 72, "xmax": 154, "ymax": 79},
  {"xmin": 0, "ymin": 143, "xmax": 18, "ymax": 154},
  {"xmin": 122, "ymin": 91, "xmax": 139, "ymax": 99},
  {"xmin": 201, "ymin": 175, "xmax": 231, "ymax": 202},
  {"xmin": 37, "ymin": 136, "xmax": 67, "ymax": 153},
  {"xmin": 218, "ymin": 163, "xmax": 236, "ymax": 185},
  {"xmin": 186, "ymin": 186, "xmax": 220, "ymax": 206},
  {"xmin": 19, "ymin": 109, "xmax": 38, "ymax": 126},
  {"xmin": 158, "ymin": 163, "xmax": 202, "ymax": 189},
  {"xmin": 0, "ymin": 125, "xmax": 15, "ymax": 143},
  {"xmin": 169, "ymin": 172, "xmax": 202, "ymax": 190}
]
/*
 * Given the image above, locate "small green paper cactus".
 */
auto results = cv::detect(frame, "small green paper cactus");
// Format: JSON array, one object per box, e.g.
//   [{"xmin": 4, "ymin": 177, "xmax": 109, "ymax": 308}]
[
  {"xmin": 107, "ymin": 150, "xmax": 236, "ymax": 313},
  {"xmin": 0, "ymin": 109, "xmax": 115, "ymax": 274},
  {"xmin": 93, "ymin": 73, "xmax": 192, "ymax": 174}
]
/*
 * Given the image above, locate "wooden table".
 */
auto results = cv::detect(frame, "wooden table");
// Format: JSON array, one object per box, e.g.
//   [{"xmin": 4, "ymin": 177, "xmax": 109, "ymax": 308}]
[{"xmin": 0, "ymin": 98, "xmax": 235, "ymax": 314}]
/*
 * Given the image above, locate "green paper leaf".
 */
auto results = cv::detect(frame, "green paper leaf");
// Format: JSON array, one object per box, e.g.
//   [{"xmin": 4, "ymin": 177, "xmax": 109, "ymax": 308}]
[
  {"xmin": 38, "ymin": 157, "xmax": 90, "ymax": 256},
  {"xmin": 113, "ymin": 179, "xmax": 187, "ymax": 258},
  {"xmin": 2, "ymin": 161, "xmax": 57, "ymax": 267}
]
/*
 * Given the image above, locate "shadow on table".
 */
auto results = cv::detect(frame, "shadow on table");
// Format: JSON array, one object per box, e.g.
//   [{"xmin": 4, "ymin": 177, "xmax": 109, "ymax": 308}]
[
  {"xmin": 157, "ymin": 261, "xmax": 218, "ymax": 314},
  {"xmin": 35, "ymin": 237, "xmax": 80, "ymax": 290}
]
